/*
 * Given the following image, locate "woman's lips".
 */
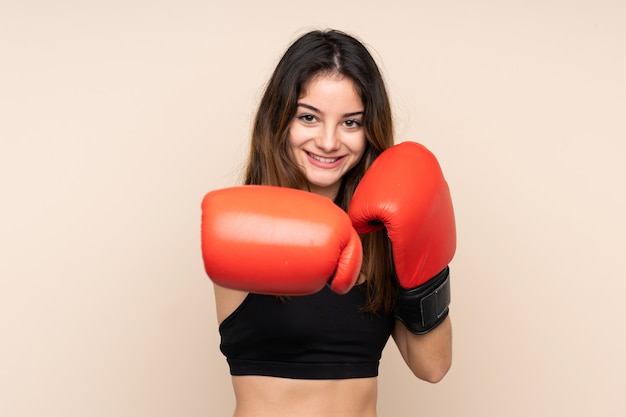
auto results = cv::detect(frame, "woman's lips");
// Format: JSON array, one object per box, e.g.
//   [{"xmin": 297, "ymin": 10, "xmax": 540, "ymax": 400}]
[{"xmin": 306, "ymin": 151, "xmax": 345, "ymax": 168}]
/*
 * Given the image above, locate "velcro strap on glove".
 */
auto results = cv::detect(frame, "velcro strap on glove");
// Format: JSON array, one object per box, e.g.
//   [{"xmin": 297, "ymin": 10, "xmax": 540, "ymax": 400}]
[{"xmin": 394, "ymin": 266, "xmax": 451, "ymax": 335}]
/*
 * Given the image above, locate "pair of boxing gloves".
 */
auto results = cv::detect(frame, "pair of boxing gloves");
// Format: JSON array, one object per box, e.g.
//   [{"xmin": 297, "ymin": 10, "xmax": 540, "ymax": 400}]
[{"xmin": 201, "ymin": 141, "xmax": 456, "ymax": 334}]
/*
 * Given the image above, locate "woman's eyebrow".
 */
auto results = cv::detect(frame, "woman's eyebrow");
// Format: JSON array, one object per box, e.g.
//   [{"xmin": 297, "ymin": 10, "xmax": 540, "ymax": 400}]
[
  {"xmin": 297, "ymin": 102, "xmax": 364, "ymax": 118},
  {"xmin": 297, "ymin": 103, "xmax": 322, "ymax": 113}
]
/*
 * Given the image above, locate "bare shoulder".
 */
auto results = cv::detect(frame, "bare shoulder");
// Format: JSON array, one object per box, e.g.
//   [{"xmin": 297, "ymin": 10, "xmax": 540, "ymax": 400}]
[{"xmin": 213, "ymin": 284, "xmax": 249, "ymax": 325}]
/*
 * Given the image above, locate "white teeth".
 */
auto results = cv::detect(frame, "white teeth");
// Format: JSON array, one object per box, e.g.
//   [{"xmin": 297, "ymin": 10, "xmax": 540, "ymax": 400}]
[{"xmin": 308, "ymin": 152, "xmax": 339, "ymax": 163}]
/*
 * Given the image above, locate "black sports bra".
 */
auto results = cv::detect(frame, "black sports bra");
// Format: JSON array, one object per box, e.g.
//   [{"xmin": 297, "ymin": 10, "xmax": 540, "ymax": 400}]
[{"xmin": 219, "ymin": 284, "xmax": 396, "ymax": 379}]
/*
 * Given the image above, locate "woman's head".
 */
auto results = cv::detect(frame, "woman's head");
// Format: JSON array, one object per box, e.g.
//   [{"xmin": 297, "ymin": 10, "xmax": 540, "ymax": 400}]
[
  {"xmin": 245, "ymin": 29, "xmax": 394, "ymax": 207},
  {"xmin": 287, "ymin": 72, "xmax": 367, "ymax": 200}
]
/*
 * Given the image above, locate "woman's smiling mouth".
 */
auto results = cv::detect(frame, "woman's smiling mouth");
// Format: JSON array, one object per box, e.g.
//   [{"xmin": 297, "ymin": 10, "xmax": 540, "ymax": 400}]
[{"xmin": 306, "ymin": 151, "xmax": 343, "ymax": 164}]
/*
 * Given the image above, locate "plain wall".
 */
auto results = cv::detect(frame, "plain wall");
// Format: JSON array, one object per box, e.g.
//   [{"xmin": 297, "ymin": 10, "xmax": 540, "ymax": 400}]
[{"xmin": 1, "ymin": 1, "xmax": 625, "ymax": 416}]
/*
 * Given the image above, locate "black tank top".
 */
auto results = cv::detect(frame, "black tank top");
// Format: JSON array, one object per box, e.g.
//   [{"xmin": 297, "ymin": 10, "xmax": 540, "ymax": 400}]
[{"xmin": 219, "ymin": 284, "xmax": 395, "ymax": 379}]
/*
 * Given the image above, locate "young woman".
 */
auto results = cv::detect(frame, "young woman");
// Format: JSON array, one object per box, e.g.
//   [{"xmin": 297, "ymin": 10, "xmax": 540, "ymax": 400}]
[{"xmin": 203, "ymin": 29, "xmax": 455, "ymax": 417}]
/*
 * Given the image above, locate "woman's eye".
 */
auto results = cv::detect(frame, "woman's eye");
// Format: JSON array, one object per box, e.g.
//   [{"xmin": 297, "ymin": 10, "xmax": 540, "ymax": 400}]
[
  {"xmin": 298, "ymin": 114, "xmax": 317, "ymax": 123},
  {"xmin": 344, "ymin": 119, "xmax": 363, "ymax": 128}
]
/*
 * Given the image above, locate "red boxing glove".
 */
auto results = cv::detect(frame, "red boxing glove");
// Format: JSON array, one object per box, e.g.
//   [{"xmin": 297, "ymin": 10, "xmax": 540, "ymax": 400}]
[
  {"xmin": 349, "ymin": 141, "xmax": 456, "ymax": 333},
  {"xmin": 201, "ymin": 185, "xmax": 362, "ymax": 295}
]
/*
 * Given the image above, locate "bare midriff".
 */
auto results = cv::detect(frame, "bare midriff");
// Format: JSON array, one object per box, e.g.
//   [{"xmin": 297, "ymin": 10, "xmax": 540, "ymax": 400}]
[{"xmin": 231, "ymin": 375, "xmax": 378, "ymax": 417}]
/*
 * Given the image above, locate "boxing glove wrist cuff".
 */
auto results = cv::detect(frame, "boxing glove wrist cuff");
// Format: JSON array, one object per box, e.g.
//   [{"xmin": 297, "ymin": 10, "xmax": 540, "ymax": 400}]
[{"xmin": 394, "ymin": 267, "xmax": 451, "ymax": 335}]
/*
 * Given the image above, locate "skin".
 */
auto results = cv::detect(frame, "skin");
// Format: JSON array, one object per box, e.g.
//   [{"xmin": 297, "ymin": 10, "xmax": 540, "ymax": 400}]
[
  {"xmin": 287, "ymin": 73, "xmax": 367, "ymax": 200},
  {"xmin": 213, "ymin": 74, "xmax": 452, "ymax": 417}
]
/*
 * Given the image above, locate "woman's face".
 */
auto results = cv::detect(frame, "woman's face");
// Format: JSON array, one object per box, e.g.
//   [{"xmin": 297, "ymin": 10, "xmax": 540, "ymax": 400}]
[{"xmin": 287, "ymin": 73, "xmax": 366, "ymax": 200}]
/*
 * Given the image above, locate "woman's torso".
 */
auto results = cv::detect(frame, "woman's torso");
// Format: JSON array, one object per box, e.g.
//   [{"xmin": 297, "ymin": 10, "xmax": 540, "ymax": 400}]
[
  {"xmin": 214, "ymin": 284, "xmax": 393, "ymax": 417},
  {"xmin": 231, "ymin": 375, "xmax": 378, "ymax": 417}
]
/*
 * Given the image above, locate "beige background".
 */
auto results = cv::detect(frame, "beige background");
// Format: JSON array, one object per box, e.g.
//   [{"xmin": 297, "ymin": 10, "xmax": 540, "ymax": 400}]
[{"xmin": 1, "ymin": 0, "xmax": 625, "ymax": 416}]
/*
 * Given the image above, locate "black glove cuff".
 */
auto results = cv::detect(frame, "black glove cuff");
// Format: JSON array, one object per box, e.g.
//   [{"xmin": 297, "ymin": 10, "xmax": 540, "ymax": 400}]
[{"xmin": 394, "ymin": 266, "xmax": 451, "ymax": 335}]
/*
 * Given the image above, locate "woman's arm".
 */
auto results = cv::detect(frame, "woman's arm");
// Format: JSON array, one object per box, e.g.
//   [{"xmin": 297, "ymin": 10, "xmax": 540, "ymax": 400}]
[{"xmin": 391, "ymin": 316, "xmax": 452, "ymax": 383}]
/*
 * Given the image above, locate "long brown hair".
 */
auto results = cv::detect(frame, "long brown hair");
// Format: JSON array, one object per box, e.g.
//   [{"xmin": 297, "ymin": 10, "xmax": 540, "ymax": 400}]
[{"xmin": 244, "ymin": 29, "xmax": 397, "ymax": 312}]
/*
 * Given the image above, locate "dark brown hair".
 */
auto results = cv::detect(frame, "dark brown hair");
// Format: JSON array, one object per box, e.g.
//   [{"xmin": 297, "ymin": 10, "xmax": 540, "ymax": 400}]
[{"xmin": 244, "ymin": 29, "xmax": 396, "ymax": 312}]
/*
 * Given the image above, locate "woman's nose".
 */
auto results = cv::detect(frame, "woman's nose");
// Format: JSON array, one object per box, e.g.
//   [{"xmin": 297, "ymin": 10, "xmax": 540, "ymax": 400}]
[{"xmin": 314, "ymin": 127, "xmax": 340, "ymax": 152}]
